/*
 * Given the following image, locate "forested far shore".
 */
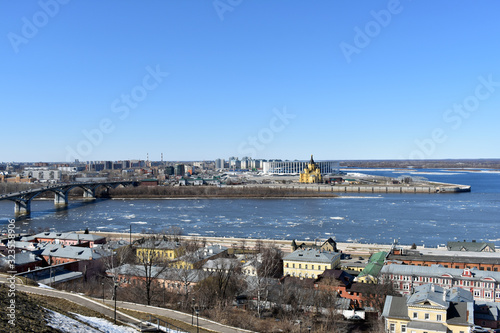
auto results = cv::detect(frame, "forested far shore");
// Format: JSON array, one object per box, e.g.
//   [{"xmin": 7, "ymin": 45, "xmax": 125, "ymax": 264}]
[
  {"xmin": 341, "ymin": 159, "xmax": 500, "ymax": 169},
  {"xmin": 102, "ymin": 185, "xmax": 339, "ymax": 198}
]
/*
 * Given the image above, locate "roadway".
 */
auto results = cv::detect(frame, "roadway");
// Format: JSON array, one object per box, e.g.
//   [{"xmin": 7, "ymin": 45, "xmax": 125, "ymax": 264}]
[{"xmin": 0, "ymin": 274, "xmax": 254, "ymax": 333}]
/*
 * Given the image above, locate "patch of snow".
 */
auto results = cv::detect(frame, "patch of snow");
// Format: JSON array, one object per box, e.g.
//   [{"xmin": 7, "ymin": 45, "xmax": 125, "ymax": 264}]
[
  {"xmin": 38, "ymin": 283, "xmax": 54, "ymax": 289},
  {"xmin": 45, "ymin": 309, "xmax": 101, "ymax": 333},
  {"xmin": 46, "ymin": 309, "xmax": 140, "ymax": 333},
  {"xmin": 72, "ymin": 313, "xmax": 139, "ymax": 332}
]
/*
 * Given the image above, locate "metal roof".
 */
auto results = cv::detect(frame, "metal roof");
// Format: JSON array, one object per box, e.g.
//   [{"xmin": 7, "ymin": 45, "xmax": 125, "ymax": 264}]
[
  {"xmin": 283, "ymin": 248, "xmax": 340, "ymax": 263},
  {"xmin": 389, "ymin": 248, "xmax": 500, "ymax": 265},
  {"xmin": 382, "ymin": 295, "xmax": 409, "ymax": 319},
  {"xmin": 40, "ymin": 244, "xmax": 102, "ymax": 260},
  {"xmin": 31, "ymin": 232, "xmax": 105, "ymax": 242},
  {"xmin": 380, "ymin": 264, "xmax": 500, "ymax": 281}
]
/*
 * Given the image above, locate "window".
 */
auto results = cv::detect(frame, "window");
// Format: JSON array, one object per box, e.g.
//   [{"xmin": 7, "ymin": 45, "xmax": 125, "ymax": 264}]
[
  {"xmin": 299, "ymin": 264, "xmax": 301, "ymax": 269},
  {"xmin": 436, "ymin": 314, "xmax": 442, "ymax": 321},
  {"xmin": 312, "ymin": 265, "xmax": 314, "ymax": 270},
  {"xmin": 292, "ymin": 264, "xmax": 295, "ymax": 268},
  {"xmin": 424, "ymin": 313, "xmax": 429, "ymax": 320},
  {"xmin": 305, "ymin": 264, "xmax": 308, "ymax": 269},
  {"xmin": 401, "ymin": 324, "xmax": 406, "ymax": 332},
  {"xmin": 413, "ymin": 312, "xmax": 418, "ymax": 319},
  {"xmin": 389, "ymin": 323, "xmax": 395, "ymax": 333}
]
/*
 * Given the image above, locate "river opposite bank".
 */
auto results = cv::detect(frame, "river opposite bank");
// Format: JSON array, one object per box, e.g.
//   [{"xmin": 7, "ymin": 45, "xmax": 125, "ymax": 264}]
[{"xmin": 100, "ymin": 185, "xmax": 339, "ymax": 199}]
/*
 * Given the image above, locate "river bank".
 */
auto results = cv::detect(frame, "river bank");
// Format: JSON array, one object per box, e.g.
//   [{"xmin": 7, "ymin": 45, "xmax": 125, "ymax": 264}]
[{"xmin": 85, "ymin": 230, "xmax": 445, "ymax": 256}]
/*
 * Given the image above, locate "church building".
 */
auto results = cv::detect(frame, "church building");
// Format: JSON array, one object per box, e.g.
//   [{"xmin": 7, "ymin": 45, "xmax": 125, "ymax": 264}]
[{"xmin": 299, "ymin": 155, "xmax": 322, "ymax": 183}]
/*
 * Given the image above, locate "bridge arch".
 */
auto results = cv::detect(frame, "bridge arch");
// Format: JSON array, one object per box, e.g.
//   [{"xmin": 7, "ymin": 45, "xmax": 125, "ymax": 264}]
[{"xmin": 0, "ymin": 181, "xmax": 137, "ymax": 216}]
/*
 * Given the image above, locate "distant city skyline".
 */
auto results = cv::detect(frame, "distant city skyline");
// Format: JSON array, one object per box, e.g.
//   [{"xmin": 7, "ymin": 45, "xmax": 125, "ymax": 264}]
[{"xmin": 2, "ymin": 1, "xmax": 500, "ymax": 162}]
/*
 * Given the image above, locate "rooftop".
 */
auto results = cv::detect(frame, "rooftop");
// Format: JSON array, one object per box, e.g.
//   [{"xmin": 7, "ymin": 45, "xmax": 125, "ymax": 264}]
[
  {"xmin": 283, "ymin": 248, "xmax": 341, "ymax": 263},
  {"xmin": 381, "ymin": 264, "xmax": 500, "ymax": 281},
  {"xmin": 29, "ymin": 232, "xmax": 105, "ymax": 242}
]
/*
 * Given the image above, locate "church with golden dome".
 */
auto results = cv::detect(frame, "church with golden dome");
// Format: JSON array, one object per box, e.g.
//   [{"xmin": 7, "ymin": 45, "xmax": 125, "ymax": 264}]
[{"xmin": 299, "ymin": 155, "xmax": 322, "ymax": 183}]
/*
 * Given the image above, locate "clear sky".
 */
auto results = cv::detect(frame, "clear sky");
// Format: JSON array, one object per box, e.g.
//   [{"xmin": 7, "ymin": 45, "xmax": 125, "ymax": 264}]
[{"xmin": 2, "ymin": 1, "xmax": 500, "ymax": 162}]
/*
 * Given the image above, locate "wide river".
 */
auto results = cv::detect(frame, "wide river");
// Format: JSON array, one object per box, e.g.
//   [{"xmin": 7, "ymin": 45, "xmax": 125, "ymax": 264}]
[{"xmin": 1, "ymin": 169, "xmax": 499, "ymax": 247}]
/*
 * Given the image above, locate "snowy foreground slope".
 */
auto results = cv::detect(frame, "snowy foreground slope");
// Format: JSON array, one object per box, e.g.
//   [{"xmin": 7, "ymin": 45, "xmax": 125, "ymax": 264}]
[
  {"xmin": 45, "ymin": 309, "xmax": 184, "ymax": 333},
  {"xmin": 46, "ymin": 309, "xmax": 138, "ymax": 333}
]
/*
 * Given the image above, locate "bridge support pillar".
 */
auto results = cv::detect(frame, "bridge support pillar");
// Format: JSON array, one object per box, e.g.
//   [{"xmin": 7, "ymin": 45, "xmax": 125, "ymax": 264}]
[
  {"xmin": 83, "ymin": 188, "xmax": 96, "ymax": 201},
  {"xmin": 54, "ymin": 191, "xmax": 68, "ymax": 207},
  {"xmin": 14, "ymin": 200, "xmax": 31, "ymax": 216}
]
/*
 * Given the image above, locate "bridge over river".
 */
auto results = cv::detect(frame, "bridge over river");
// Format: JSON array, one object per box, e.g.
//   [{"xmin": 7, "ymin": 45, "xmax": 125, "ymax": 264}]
[{"xmin": 0, "ymin": 181, "xmax": 137, "ymax": 216}]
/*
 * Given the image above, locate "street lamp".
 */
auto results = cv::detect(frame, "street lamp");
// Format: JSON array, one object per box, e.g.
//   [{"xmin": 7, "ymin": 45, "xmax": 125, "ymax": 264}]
[
  {"xmin": 195, "ymin": 308, "xmax": 199, "ymax": 333},
  {"xmin": 191, "ymin": 298, "xmax": 195, "ymax": 325},
  {"xmin": 114, "ymin": 281, "xmax": 118, "ymax": 324},
  {"xmin": 101, "ymin": 282, "xmax": 104, "ymax": 303}
]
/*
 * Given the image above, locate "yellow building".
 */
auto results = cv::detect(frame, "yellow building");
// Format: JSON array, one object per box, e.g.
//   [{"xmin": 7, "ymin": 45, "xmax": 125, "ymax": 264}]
[
  {"xmin": 172, "ymin": 245, "xmax": 228, "ymax": 270},
  {"xmin": 135, "ymin": 239, "xmax": 183, "ymax": 263},
  {"xmin": 382, "ymin": 284, "xmax": 474, "ymax": 333},
  {"xmin": 299, "ymin": 155, "xmax": 322, "ymax": 183},
  {"xmin": 283, "ymin": 248, "xmax": 341, "ymax": 279}
]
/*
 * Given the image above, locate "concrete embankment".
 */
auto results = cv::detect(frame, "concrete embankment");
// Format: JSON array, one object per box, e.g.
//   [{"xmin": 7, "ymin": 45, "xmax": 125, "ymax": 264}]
[
  {"xmin": 88, "ymin": 231, "xmax": 443, "ymax": 256},
  {"xmin": 259, "ymin": 183, "xmax": 471, "ymax": 194}
]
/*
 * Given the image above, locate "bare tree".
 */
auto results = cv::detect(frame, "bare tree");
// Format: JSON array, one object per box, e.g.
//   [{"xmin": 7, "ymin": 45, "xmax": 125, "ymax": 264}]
[
  {"xmin": 135, "ymin": 236, "xmax": 173, "ymax": 305},
  {"xmin": 194, "ymin": 259, "xmax": 244, "ymax": 309},
  {"xmin": 254, "ymin": 244, "xmax": 282, "ymax": 317},
  {"xmin": 103, "ymin": 244, "xmax": 133, "ymax": 300}
]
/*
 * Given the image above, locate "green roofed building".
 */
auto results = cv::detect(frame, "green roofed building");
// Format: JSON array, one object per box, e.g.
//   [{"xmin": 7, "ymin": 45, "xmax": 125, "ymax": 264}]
[{"xmin": 356, "ymin": 251, "xmax": 387, "ymax": 284}]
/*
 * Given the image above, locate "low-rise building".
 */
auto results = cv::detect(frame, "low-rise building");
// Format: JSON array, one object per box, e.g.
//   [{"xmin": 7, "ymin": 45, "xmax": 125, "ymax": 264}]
[
  {"xmin": 135, "ymin": 239, "xmax": 183, "ymax": 263},
  {"xmin": 380, "ymin": 264, "xmax": 500, "ymax": 303},
  {"xmin": 291, "ymin": 237, "xmax": 338, "ymax": 253},
  {"xmin": 173, "ymin": 245, "xmax": 228, "ymax": 270},
  {"xmin": 202, "ymin": 258, "xmax": 239, "ymax": 273},
  {"xmin": 356, "ymin": 251, "xmax": 387, "ymax": 284},
  {"xmin": 283, "ymin": 248, "xmax": 341, "ymax": 279},
  {"xmin": 388, "ymin": 247, "xmax": 500, "ymax": 272},
  {"xmin": 107, "ymin": 264, "xmax": 206, "ymax": 295},
  {"xmin": 447, "ymin": 240, "xmax": 496, "ymax": 252},
  {"xmin": 25, "ymin": 232, "xmax": 106, "ymax": 248},
  {"xmin": 382, "ymin": 284, "xmax": 474, "ymax": 333},
  {"xmin": 474, "ymin": 302, "xmax": 500, "ymax": 329}
]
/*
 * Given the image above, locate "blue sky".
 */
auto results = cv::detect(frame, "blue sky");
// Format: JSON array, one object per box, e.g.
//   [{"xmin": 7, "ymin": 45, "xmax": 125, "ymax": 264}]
[{"xmin": 2, "ymin": 0, "xmax": 500, "ymax": 162}]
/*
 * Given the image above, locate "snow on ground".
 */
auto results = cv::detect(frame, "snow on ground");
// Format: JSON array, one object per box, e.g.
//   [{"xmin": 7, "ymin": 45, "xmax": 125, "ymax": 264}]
[
  {"xmin": 45, "ymin": 309, "xmax": 139, "ymax": 333},
  {"xmin": 38, "ymin": 283, "xmax": 54, "ymax": 289},
  {"xmin": 46, "ymin": 309, "xmax": 102, "ymax": 333},
  {"xmin": 72, "ymin": 313, "xmax": 139, "ymax": 333}
]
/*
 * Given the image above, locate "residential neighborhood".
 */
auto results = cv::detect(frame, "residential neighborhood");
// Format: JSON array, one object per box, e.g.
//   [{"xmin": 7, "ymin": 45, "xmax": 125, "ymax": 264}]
[{"xmin": 2, "ymin": 230, "xmax": 500, "ymax": 332}]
